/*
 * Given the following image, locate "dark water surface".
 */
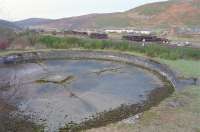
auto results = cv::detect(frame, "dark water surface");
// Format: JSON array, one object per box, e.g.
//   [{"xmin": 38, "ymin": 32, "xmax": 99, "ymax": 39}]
[{"xmin": 0, "ymin": 59, "xmax": 164, "ymax": 131}]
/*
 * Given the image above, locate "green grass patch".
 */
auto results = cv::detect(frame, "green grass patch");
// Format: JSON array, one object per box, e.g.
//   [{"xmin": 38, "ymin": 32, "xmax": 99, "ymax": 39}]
[
  {"xmin": 157, "ymin": 59, "xmax": 200, "ymax": 78},
  {"xmin": 38, "ymin": 35, "xmax": 200, "ymax": 60}
]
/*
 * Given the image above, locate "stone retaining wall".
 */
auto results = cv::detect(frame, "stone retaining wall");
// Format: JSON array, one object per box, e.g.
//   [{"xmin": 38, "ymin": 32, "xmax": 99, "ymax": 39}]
[{"xmin": 0, "ymin": 50, "xmax": 177, "ymax": 88}]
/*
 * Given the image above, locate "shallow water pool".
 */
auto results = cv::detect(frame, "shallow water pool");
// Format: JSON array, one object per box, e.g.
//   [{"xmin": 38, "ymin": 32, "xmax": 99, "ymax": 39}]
[{"xmin": 0, "ymin": 59, "xmax": 164, "ymax": 131}]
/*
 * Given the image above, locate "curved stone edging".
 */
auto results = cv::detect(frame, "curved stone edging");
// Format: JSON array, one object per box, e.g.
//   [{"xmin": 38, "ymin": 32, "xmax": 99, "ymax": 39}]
[
  {"xmin": 0, "ymin": 50, "xmax": 177, "ymax": 131},
  {"xmin": 0, "ymin": 50, "xmax": 177, "ymax": 88}
]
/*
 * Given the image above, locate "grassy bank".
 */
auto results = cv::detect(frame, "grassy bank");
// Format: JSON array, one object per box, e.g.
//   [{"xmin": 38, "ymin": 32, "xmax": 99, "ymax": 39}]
[
  {"xmin": 86, "ymin": 85, "xmax": 200, "ymax": 132},
  {"xmin": 157, "ymin": 59, "xmax": 200, "ymax": 78},
  {"xmin": 38, "ymin": 35, "xmax": 200, "ymax": 60},
  {"xmin": 85, "ymin": 57, "xmax": 200, "ymax": 132}
]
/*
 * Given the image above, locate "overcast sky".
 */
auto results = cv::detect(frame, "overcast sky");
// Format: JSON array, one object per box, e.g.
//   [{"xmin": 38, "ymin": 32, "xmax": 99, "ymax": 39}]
[{"xmin": 0, "ymin": 0, "xmax": 166, "ymax": 21}]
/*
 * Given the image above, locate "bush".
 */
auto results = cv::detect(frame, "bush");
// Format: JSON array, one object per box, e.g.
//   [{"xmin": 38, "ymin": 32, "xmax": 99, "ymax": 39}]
[
  {"xmin": 0, "ymin": 41, "xmax": 9, "ymax": 50},
  {"xmin": 38, "ymin": 35, "xmax": 200, "ymax": 60},
  {"xmin": 17, "ymin": 30, "xmax": 39, "ymax": 46}
]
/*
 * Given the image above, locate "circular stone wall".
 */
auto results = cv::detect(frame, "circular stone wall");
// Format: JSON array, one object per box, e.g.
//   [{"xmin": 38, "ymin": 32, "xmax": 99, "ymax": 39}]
[{"xmin": 0, "ymin": 50, "xmax": 175, "ymax": 131}]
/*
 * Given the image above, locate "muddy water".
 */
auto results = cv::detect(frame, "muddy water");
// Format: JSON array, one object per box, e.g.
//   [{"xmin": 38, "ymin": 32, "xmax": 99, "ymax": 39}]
[{"xmin": 0, "ymin": 59, "xmax": 164, "ymax": 131}]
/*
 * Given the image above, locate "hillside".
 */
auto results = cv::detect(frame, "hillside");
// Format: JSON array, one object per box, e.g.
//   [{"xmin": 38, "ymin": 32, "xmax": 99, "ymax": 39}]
[
  {"xmin": 16, "ymin": 0, "xmax": 200, "ymax": 30},
  {"xmin": 0, "ymin": 19, "xmax": 19, "ymax": 39},
  {"xmin": 0, "ymin": 19, "xmax": 20, "ymax": 30},
  {"xmin": 127, "ymin": 0, "xmax": 200, "ymax": 28},
  {"xmin": 14, "ymin": 18, "xmax": 53, "ymax": 28},
  {"xmin": 0, "ymin": 19, "xmax": 18, "ymax": 49}
]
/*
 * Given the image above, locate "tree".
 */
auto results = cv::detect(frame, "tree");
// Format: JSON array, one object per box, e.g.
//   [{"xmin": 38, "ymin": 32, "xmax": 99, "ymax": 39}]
[{"xmin": 19, "ymin": 29, "xmax": 39, "ymax": 46}]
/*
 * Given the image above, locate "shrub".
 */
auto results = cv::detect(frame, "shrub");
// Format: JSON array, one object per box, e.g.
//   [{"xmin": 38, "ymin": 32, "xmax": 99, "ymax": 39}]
[
  {"xmin": 38, "ymin": 35, "xmax": 200, "ymax": 60},
  {"xmin": 0, "ymin": 40, "xmax": 9, "ymax": 49}
]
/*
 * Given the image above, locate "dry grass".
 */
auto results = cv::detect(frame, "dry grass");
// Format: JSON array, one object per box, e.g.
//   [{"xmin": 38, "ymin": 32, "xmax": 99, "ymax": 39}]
[{"xmin": 86, "ymin": 86, "xmax": 200, "ymax": 132}]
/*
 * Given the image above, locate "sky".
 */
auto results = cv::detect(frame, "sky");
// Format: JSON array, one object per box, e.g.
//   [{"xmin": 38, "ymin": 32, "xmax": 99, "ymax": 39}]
[{"xmin": 0, "ymin": 0, "xmax": 166, "ymax": 21}]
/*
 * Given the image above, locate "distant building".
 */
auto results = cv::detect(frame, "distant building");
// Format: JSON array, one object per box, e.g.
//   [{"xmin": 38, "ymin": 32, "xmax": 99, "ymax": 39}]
[
  {"xmin": 175, "ymin": 27, "xmax": 200, "ymax": 35},
  {"xmin": 64, "ymin": 30, "xmax": 88, "ymax": 36},
  {"xmin": 122, "ymin": 35, "xmax": 169, "ymax": 44},
  {"xmin": 105, "ymin": 29, "xmax": 152, "ymax": 35},
  {"xmin": 89, "ymin": 33, "xmax": 108, "ymax": 39}
]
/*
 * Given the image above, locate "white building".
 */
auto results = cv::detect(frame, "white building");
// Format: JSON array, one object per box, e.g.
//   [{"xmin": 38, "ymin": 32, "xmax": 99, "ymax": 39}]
[{"xmin": 105, "ymin": 29, "xmax": 151, "ymax": 35}]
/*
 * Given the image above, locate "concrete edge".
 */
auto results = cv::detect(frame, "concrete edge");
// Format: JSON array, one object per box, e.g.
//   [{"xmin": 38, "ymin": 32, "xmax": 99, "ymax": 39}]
[{"xmin": 0, "ymin": 50, "xmax": 177, "ymax": 88}]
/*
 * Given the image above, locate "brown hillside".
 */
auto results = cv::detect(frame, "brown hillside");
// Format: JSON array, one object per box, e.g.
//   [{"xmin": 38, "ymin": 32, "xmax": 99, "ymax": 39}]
[
  {"xmin": 19, "ymin": 0, "xmax": 200, "ymax": 30},
  {"xmin": 127, "ymin": 0, "xmax": 200, "ymax": 28}
]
